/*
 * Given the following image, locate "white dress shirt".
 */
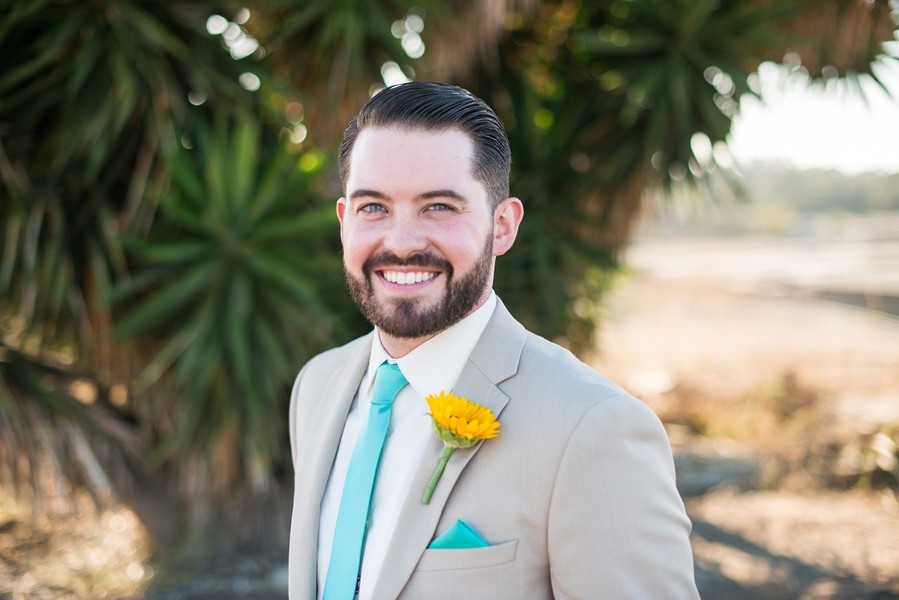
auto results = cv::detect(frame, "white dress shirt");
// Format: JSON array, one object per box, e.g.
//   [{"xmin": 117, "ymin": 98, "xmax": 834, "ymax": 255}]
[{"xmin": 317, "ymin": 292, "xmax": 498, "ymax": 599}]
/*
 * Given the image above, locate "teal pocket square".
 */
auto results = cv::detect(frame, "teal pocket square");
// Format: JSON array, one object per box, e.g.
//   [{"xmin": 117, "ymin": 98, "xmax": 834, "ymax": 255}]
[{"xmin": 428, "ymin": 519, "xmax": 489, "ymax": 549}]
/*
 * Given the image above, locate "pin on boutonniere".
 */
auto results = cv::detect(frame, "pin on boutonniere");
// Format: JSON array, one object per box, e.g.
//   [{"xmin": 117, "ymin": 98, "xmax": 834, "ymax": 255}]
[{"xmin": 422, "ymin": 391, "xmax": 500, "ymax": 505}]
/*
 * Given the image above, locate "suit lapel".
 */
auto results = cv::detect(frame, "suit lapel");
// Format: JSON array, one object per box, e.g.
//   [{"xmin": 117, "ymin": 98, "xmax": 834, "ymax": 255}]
[
  {"xmin": 371, "ymin": 300, "xmax": 527, "ymax": 599},
  {"xmin": 292, "ymin": 334, "xmax": 372, "ymax": 590}
]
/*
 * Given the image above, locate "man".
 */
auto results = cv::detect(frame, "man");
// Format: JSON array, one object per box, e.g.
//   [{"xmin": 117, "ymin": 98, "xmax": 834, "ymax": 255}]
[{"xmin": 288, "ymin": 82, "xmax": 698, "ymax": 599}]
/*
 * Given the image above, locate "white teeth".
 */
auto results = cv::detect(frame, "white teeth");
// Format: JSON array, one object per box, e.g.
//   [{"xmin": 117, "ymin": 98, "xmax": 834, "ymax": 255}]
[{"xmin": 383, "ymin": 271, "xmax": 437, "ymax": 285}]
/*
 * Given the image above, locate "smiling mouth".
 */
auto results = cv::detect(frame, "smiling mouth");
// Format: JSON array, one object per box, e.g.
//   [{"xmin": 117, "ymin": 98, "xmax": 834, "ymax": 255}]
[{"xmin": 381, "ymin": 270, "xmax": 439, "ymax": 285}]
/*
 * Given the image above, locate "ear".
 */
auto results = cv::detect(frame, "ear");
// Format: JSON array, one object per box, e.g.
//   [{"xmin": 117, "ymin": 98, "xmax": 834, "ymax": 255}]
[
  {"xmin": 492, "ymin": 197, "xmax": 524, "ymax": 257},
  {"xmin": 336, "ymin": 197, "xmax": 347, "ymax": 243}
]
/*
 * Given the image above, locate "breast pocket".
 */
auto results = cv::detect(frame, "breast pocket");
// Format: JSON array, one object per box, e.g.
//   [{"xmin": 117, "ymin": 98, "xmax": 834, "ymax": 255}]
[{"xmin": 415, "ymin": 539, "xmax": 518, "ymax": 571}]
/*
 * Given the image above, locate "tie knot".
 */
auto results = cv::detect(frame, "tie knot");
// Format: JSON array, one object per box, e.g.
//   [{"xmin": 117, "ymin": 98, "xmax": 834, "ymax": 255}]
[{"xmin": 371, "ymin": 362, "xmax": 407, "ymax": 406}]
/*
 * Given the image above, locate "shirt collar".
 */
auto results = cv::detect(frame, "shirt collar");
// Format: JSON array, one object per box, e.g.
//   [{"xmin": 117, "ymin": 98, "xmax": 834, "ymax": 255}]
[{"xmin": 365, "ymin": 291, "xmax": 497, "ymax": 400}]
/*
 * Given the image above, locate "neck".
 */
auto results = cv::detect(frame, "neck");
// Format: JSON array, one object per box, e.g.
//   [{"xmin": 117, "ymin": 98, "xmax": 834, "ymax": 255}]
[{"xmin": 378, "ymin": 331, "xmax": 430, "ymax": 359}]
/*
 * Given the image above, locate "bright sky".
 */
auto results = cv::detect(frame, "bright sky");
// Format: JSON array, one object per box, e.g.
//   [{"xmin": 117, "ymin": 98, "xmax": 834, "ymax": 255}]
[{"xmin": 728, "ymin": 57, "xmax": 899, "ymax": 175}]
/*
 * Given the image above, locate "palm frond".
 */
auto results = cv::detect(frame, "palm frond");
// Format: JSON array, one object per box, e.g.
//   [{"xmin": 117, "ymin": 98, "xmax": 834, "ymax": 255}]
[
  {"xmin": 115, "ymin": 116, "xmax": 348, "ymax": 499},
  {"xmin": 0, "ymin": 344, "xmax": 145, "ymax": 514},
  {"xmin": 765, "ymin": 0, "xmax": 898, "ymax": 78},
  {"xmin": 0, "ymin": 0, "xmax": 258, "ymax": 348}
]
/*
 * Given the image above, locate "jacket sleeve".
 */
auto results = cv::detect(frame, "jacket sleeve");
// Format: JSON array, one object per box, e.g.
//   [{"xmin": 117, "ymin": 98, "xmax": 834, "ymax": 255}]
[
  {"xmin": 547, "ymin": 394, "xmax": 699, "ymax": 599},
  {"xmin": 287, "ymin": 362, "xmax": 308, "ymax": 467}
]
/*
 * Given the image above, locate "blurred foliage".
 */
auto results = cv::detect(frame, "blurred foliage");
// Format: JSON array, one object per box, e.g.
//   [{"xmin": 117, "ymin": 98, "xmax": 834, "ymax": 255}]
[
  {"xmin": 250, "ymin": 0, "xmax": 450, "ymax": 137},
  {"xmin": 0, "ymin": 1, "xmax": 255, "ymax": 343},
  {"xmin": 469, "ymin": 0, "xmax": 817, "ymax": 346},
  {"xmin": 835, "ymin": 424, "xmax": 899, "ymax": 490},
  {"xmin": 1, "ymin": 0, "xmax": 897, "ymax": 556},
  {"xmin": 114, "ymin": 117, "xmax": 343, "ymax": 496},
  {"xmin": 0, "ymin": 342, "xmax": 144, "ymax": 512}
]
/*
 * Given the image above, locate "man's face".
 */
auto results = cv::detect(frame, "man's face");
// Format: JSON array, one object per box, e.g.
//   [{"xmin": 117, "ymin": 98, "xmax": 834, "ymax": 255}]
[{"xmin": 337, "ymin": 127, "xmax": 510, "ymax": 345}]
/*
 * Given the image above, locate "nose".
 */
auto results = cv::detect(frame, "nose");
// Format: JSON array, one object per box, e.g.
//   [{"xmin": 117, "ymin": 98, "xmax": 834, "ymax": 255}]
[{"xmin": 382, "ymin": 210, "xmax": 428, "ymax": 258}]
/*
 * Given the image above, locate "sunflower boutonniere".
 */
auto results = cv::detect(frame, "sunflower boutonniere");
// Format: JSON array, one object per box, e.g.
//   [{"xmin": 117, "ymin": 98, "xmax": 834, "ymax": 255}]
[{"xmin": 422, "ymin": 391, "xmax": 500, "ymax": 505}]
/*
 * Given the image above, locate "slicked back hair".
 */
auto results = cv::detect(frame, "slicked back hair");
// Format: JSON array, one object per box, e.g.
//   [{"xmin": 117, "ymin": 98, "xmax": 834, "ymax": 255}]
[{"xmin": 338, "ymin": 82, "xmax": 511, "ymax": 209}]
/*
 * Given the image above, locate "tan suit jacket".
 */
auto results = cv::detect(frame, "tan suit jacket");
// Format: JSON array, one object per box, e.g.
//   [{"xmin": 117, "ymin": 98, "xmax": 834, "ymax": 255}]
[{"xmin": 288, "ymin": 300, "xmax": 698, "ymax": 599}]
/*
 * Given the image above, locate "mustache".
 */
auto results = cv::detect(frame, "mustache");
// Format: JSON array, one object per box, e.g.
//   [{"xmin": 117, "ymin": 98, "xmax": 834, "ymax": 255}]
[{"xmin": 362, "ymin": 251, "xmax": 453, "ymax": 276}]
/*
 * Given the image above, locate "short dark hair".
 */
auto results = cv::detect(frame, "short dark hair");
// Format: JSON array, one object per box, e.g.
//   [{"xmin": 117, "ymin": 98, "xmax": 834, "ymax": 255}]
[{"xmin": 338, "ymin": 82, "xmax": 511, "ymax": 208}]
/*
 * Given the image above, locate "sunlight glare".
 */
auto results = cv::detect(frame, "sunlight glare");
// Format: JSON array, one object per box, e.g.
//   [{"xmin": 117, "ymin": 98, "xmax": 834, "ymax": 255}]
[
  {"xmin": 223, "ymin": 22, "xmax": 242, "ymax": 42},
  {"xmin": 290, "ymin": 124, "xmax": 308, "ymax": 144},
  {"xmin": 230, "ymin": 37, "xmax": 259, "ymax": 60},
  {"xmin": 239, "ymin": 72, "xmax": 261, "ymax": 91},
  {"xmin": 729, "ymin": 59, "xmax": 899, "ymax": 174},
  {"xmin": 187, "ymin": 90, "xmax": 207, "ymax": 106},
  {"xmin": 381, "ymin": 61, "xmax": 411, "ymax": 86},
  {"xmin": 206, "ymin": 14, "xmax": 228, "ymax": 35},
  {"xmin": 391, "ymin": 11, "xmax": 426, "ymax": 59},
  {"xmin": 235, "ymin": 8, "xmax": 250, "ymax": 25},
  {"xmin": 690, "ymin": 132, "xmax": 714, "ymax": 166},
  {"xmin": 402, "ymin": 33, "xmax": 425, "ymax": 59}
]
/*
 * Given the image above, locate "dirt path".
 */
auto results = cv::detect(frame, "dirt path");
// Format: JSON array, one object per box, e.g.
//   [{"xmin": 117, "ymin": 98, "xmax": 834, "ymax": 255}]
[{"xmin": 689, "ymin": 490, "xmax": 899, "ymax": 599}]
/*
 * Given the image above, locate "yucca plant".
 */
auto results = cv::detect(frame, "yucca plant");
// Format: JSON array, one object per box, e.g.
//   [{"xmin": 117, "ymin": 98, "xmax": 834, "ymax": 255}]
[
  {"xmin": 468, "ymin": 0, "xmax": 897, "ymax": 349},
  {"xmin": 248, "ymin": 0, "xmax": 450, "ymax": 139},
  {"xmin": 0, "ymin": 343, "xmax": 144, "ymax": 514},
  {"xmin": 0, "ymin": 0, "xmax": 262, "ymax": 525},
  {"xmin": 0, "ymin": 0, "xmax": 254, "ymax": 340},
  {"xmin": 473, "ymin": 68, "xmax": 621, "ymax": 350},
  {"xmin": 113, "ymin": 114, "xmax": 349, "ymax": 549},
  {"xmin": 768, "ymin": 0, "xmax": 898, "ymax": 83},
  {"xmin": 567, "ymin": 0, "xmax": 806, "ymax": 178}
]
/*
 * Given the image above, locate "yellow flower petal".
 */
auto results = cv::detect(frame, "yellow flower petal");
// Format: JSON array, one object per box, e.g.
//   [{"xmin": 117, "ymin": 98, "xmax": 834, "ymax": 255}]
[
  {"xmin": 425, "ymin": 391, "xmax": 500, "ymax": 444},
  {"xmin": 422, "ymin": 391, "xmax": 501, "ymax": 504}
]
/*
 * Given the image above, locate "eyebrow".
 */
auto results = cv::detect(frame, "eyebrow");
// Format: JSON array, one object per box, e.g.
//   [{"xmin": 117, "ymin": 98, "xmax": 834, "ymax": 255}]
[{"xmin": 348, "ymin": 189, "xmax": 468, "ymax": 202}]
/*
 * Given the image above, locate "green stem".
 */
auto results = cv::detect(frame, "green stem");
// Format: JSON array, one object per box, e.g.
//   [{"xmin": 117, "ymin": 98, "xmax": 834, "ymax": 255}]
[{"xmin": 422, "ymin": 446, "xmax": 455, "ymax": 504}]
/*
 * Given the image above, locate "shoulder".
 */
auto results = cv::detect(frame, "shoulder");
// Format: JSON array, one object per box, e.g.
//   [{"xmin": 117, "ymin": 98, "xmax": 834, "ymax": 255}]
[
  {"xmin": 295, "ymin": 332, "xmax": 373, "ymax": 382},
  {"xmin": 482, "ymin": 301, "xmax": 658, "ymax": 430},
  {"xmin": 519, "ymin": 331, "xmax": 643, "ymax": 412},
  {"xmin": 494, "ymin": 330, "xmax": 667, "ymax": 454},
  {"xmin": 289, "ymin": 333, "xmax": 372, "ymax": 414},
  {"xmin": 287, "ymin": 333, "xmax": 373, "ymax": 453}
]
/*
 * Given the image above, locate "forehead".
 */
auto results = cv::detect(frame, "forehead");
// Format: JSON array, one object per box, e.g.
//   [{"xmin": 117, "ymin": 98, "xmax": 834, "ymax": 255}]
[{"xmin": 347, "ymin": 126, "xmax": 478, "ymax": 190}]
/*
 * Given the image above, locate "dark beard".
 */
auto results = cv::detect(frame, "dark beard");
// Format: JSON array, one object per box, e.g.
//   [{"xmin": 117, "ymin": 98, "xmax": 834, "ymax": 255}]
[{"xmin": 345, "ymin": 236, "xmax": 493, "ymax": 339}]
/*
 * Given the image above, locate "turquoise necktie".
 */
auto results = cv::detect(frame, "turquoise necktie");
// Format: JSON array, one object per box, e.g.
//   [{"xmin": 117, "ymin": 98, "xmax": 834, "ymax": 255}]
[{"xmin": 323, "ymin": 361, "xmax": 408, "ymax": 600}]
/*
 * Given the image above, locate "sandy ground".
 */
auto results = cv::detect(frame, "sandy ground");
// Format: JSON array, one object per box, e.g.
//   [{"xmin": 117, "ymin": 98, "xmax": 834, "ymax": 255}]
[{"xmin": 595, "ymin": 235, "xmax": 899, "ymax": 599}]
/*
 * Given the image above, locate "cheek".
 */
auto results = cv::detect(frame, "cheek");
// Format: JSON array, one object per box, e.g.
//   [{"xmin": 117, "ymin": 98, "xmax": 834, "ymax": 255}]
[
  {"xmin": 436, "ymin": 226, "xmax": 491, "ymax": 265},
  {"xmin": 341, "ymin": 229, "xmax": 376, "ymax": 270}
]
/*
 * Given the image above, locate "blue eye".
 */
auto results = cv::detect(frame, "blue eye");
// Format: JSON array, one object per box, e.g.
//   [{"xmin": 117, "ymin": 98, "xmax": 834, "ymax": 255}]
[{"xmin": 359, "ymin": 203, "xmax": 386, "ymax": 214}]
